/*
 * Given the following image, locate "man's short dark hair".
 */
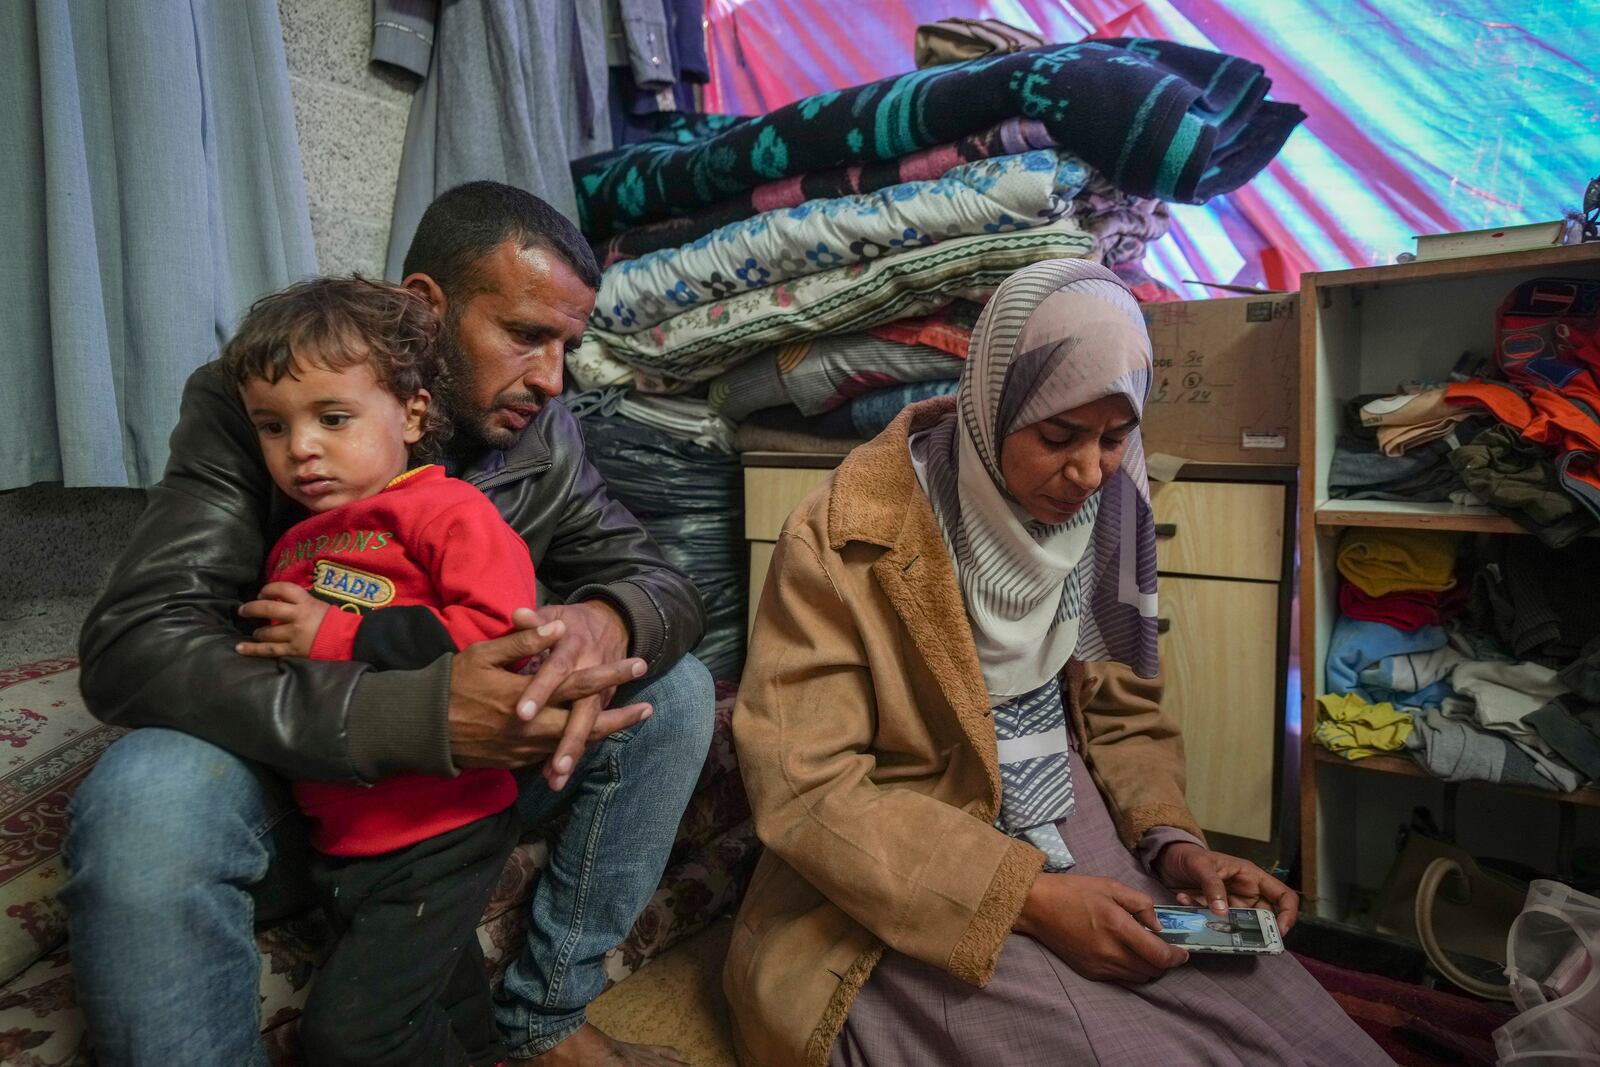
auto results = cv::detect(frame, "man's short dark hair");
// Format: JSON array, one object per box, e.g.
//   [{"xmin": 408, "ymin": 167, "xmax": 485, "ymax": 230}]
[{"xmin": 401, "ymin": 181, "xmax": 601, "ymax": 302}]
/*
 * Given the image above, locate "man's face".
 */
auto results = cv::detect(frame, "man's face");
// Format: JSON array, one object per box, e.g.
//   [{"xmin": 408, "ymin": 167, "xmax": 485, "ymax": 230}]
[{"xmin": 439, "ymin": 240, "xmax": 595, "ymax": 452}]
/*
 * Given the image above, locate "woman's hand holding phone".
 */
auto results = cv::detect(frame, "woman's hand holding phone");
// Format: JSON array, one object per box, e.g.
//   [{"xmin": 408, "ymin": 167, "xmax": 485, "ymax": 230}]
[
  {"xmin": 1015, "ymin": 872, "xmax": 1189, "ymax": 982},
  {"xmin": 1154, "ymin": 843, "xmax": 1300, "ymax": 936}
]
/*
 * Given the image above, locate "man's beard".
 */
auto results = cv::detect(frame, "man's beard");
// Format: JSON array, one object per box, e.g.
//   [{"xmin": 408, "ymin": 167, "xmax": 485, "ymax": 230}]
[{"xmin": 433, "ymin": 311, "xmax": 545, "ymax": 460}]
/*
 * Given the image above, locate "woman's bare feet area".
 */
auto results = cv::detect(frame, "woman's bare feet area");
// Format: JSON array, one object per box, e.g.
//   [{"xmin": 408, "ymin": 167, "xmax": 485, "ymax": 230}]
[{"xmin": 510, "ymin": 1023, "xmax": 691, "ymax": 1066}]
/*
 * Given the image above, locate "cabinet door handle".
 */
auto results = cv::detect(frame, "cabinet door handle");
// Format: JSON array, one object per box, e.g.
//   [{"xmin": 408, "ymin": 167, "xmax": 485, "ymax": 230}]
[
  {"xmin": 1154, "ymin": 523, "xmax": 1178, "ymax": 538},
  {"xmin": 1157, "ymin": 617, "xmax": 1172, "ymax": 634}
]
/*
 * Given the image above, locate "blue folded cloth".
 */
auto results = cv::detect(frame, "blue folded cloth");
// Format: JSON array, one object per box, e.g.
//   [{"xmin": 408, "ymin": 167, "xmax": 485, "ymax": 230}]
[{"xmin": 1326, "ymin": 616, "xmax": 1448, "ymax": 704}]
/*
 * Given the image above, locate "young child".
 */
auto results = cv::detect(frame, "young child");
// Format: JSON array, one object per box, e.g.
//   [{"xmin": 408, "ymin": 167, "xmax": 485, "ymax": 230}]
[{"xmin": 221, "ymin": 276, "xmax": 532, "ymax": 1067}]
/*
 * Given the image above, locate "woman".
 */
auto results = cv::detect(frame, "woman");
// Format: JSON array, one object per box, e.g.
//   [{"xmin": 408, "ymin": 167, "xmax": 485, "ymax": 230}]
[{"xmin": 725, "ymin": 260, "xmax": 1389, "ymax": 1067}]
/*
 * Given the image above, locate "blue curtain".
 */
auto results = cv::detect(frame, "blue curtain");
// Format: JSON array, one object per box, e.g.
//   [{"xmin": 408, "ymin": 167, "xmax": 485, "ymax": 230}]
[{"xmin": 0, "ymin": 0, "xmax": 317, "ymax": 489}]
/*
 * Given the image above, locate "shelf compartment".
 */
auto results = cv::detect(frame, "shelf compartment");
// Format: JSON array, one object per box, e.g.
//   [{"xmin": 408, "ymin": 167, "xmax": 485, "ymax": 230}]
[
  {"xmin": 1312, "ymin": 747, "xmax": 1600, "ymax": 808},
  {"xmin": 1312, "ymin": 499, "xmax": 1526, "ymax": 534}
]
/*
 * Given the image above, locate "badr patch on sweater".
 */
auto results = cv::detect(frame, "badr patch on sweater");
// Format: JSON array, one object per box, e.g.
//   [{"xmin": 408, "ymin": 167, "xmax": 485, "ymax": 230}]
[{"xmin": 311, "ymin": 561, "xmax": 396, "ymax": 612}]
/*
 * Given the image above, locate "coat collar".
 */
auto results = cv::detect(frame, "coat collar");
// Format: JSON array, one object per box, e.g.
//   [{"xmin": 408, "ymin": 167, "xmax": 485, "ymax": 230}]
[
  {"xmin": 828, "ymin": 396, "xmax": 955, "ymax": 552},
  {"xmin": 829, "ymin": 396, "xmax": 1004, "ymax": 811}
]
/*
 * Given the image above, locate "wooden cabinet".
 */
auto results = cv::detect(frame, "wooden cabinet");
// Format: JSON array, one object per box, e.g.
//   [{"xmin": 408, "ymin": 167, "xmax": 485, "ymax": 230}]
[
  {"xmin": 1158, "ymin": 575, "xmax": 1281, "ymax": 841},
  {"xmin": 742, "ymin": 452, "xmax": 1296, "ymax": 843},
  {"xmin": 1148, "ymin": 472, "xmax": 1293, "ymax": 843},
  {"xmin": 1150, "ymin": 481, "xmax": 1285, "ymax": 582},
  {"xmin": 1297, "ymin": 243, "xmax": 1600, "ymax": 916},
  {"xmin": 742, "ymin": 464, "xmax": 831, "ymax": 640}
]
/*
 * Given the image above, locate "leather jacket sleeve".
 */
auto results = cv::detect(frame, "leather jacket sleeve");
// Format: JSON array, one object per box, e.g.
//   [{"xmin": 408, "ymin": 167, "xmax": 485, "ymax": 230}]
[{"xmin": 78, "ymin": 363, "xmax": 451, "ymax": 782}]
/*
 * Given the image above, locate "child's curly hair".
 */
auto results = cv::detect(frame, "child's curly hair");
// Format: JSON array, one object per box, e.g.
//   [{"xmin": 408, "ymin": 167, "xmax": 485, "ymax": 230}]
[{"xmin": 219, "ymin": 276, "xmax": 454, "ymax": 461}]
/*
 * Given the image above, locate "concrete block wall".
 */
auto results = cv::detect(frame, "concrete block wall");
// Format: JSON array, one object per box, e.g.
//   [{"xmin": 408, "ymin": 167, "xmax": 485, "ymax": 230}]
[
  {"xmin": 0, "ymin": 0, "xmax": 414, "ymax": 664},
  {"xmin": 281, "ymin": 0, "xmax": 415, "ymax": 278}
]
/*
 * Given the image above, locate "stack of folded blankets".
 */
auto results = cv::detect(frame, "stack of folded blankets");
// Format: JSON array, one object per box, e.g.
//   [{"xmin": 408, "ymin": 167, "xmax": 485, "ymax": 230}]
[
  {"xmin": 1328, "ymin": 278, "xmax": 1600, "ymax": 549},
  {"xmin": 567, "ymin": 35, "xmax": 1302, "ymax": 443},
  {"xmin": 565, "ymin": 35, "xmax": 1303, "ymax": 679},
  {"xmin": 1315, "ymin": 528, "xmax": 1600, "ymax": 792}
]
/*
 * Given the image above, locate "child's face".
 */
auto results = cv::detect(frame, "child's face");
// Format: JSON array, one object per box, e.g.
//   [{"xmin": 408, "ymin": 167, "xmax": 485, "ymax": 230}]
[{"xmin": 241, "ymin": 356, "xmax": 429, "ymax": 513}]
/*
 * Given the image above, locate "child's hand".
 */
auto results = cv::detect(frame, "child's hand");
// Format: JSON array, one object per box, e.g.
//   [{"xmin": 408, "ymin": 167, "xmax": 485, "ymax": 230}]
[{"xmin": 237, "ymin": 583, "xmax": 331, "ymax": 659}]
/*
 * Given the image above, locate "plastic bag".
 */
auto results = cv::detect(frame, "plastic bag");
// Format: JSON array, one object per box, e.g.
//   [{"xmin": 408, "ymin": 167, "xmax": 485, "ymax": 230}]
[
  {"xmin": 1495, "ymin": 880, "xmax": 1600, "ymax": 1065},
  {"xmin": 577, "ymin": 409, "xmax": 747, "ymax": 682}
]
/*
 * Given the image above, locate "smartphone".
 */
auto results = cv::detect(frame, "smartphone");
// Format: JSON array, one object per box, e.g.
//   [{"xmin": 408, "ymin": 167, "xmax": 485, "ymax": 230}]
[{"xmin": 1152, "ymin": 905, "xmax": 1284, "ymax": 955}]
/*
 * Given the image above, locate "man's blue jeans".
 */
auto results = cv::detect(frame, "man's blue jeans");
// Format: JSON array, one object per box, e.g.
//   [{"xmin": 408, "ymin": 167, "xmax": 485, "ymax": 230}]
[{"xmin": 60, "ymin": 656, "xmax": 714, "ymax": 1066}]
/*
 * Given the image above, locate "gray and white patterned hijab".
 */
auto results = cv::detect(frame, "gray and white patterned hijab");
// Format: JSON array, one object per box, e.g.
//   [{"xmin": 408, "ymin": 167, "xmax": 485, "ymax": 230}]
[{"xmin": 909, "ymin": 258, "xmax": 1160, "ymax": 702}]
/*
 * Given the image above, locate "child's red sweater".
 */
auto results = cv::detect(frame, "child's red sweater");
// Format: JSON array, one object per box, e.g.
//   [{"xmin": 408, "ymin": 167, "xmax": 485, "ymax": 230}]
[{"xmin": 264, "ymin": 465, "xmax": 533, "ymax": 856}]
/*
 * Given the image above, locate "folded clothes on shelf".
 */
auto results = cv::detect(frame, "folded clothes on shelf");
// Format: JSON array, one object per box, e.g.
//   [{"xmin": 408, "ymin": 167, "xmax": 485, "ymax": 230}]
[
  {"xmin": 1337, "ymin": 528, "xmax": 1461, "ymax": 599},
  {"xmin": 1327, "ymin": 435, "xmax": 1463, "ymax": 502},
  {"xmin": 1314, "ymin": 693, "xmax": 1413, "ymax": 759},
  {"xmin": 1449, "ymin": 424, "xmax": 1599, "ymax": 548},
  {"xmin": 1359, "ymin": 645, "xmax": 1466, "ymax": 697},
  {"xmin": 1360, "ymin": 387, "xmax": 1477, "ymax": 457},
  {"xmin": 1523, "ymin": 697, "xmax": 1600, "ymax": 782},
  {"xmin": 1325, "ymin": 615, "xmax": 1451, "ymax": 705},
  {"xmin": 1424, "ymin": 660, "xmax": 1587, "ymax": 791},
  {"xmin": 1339, "ymin": 581, "xmax": 1468, "ymax": 631},
  {"xmin": 1469, "ymin": 538, "xmax": 1600, "ymax": 667},
  {"xmin": 1405, "ymin": 708, "xmax": 1570, "ymax": 791}
]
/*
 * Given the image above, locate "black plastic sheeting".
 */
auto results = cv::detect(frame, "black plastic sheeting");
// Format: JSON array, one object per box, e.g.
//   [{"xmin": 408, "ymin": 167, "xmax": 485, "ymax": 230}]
[{"xmin": 577, "ymin": 412, "xmax": 747, "ymax": 682}]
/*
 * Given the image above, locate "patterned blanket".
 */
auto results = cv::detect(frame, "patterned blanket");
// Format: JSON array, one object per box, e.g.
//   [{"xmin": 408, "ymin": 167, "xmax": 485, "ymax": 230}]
[
  {"xmin": 708, "ymin": 334, "xmax": 964, "ymax": 422},
  {"xmin": 591, "ymin": 118, "xmax": 1057, "ymax": 266},
  {"xmin": 571, "ymin": 38, "xmax": 1303, "ymax": 236},
  {"xmin": 587, "ymin": 220, "xmax": 1094, "ymax": 384},
  {"xmin": 593, "ymin": 150, "xmax": 1090, "ymax": 335}
]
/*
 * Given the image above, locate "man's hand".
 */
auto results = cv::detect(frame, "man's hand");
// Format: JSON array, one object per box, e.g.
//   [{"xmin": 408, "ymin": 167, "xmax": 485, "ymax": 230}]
[
  {"xmin": 1155, "ymin": 842, "xmax": 1299, "ymax": 936},
  {"xmin": 237, "ymin": 583, "xmax": 331, "ymax": 659},
  {"xmin": 1015, "ymin": 872, "xmax": 1188, "ymax": 982},
  {"xmin": 447, "ymin": 612, "xmax": 649, "ymax": 775},
  {"xmin": 507, "ymin": 602, "xmax": 633, "ymax": 792}
]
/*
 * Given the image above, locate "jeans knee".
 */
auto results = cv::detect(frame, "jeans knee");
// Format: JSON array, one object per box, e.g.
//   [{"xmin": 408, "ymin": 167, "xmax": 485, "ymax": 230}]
[
  {"xmin": 64, "ymin": 729, "xmax": 278, "ymax": 911},
  {"xmin": 640, "ymin": 654, "xmax": 716, "ymax": 768}
]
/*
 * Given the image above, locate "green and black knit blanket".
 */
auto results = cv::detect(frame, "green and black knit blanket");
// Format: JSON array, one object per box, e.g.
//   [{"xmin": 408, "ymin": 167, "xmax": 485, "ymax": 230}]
[{"xmin": 571, "ymin": 37, "xmax": 1304, "ymax": 238}]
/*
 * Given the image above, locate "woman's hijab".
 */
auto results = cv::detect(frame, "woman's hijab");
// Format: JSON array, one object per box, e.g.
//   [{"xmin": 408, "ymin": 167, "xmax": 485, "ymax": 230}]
[{"xmin": 910, "ymin": 258, "xmax": 1160, "ymax": 702}]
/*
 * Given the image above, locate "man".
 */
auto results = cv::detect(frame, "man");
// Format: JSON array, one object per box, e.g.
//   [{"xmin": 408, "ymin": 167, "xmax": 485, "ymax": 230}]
[{"xmin": 64, "ymin": 181, "xmax": 711, "ymax": 1067}]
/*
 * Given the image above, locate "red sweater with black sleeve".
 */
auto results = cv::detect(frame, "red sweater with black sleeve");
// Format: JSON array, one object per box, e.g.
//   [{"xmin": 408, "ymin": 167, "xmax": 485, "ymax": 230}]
[{"xmin": 263, "ymin": 465, "xmax": 533, "ymax": 856}]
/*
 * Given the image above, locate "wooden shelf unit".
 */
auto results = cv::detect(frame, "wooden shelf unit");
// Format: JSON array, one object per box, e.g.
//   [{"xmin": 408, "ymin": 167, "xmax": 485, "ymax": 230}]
[
  {"xmin": 1297, "ymin": 242, "xmax": 1600, "ymax": 913},
  {"xmin": 1311, "ymin": 748, "xmax": 1600, "ymax": 809},
  {"xmin": 1312, "ymin": 500, "xmax": 1526, "ymax": 534}
]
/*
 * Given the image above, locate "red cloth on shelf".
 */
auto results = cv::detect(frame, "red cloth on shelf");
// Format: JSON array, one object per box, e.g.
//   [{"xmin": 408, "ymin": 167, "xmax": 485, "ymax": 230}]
[{"xmin": 1338, "ymin": 580, "xmax": 1468, "ymax": 632}]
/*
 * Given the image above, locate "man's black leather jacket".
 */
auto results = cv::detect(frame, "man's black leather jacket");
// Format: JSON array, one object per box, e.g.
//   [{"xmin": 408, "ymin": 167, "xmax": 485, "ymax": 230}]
[{"xmin": 78, "ymin": 362, "xmax": 705, "ymax": 783}]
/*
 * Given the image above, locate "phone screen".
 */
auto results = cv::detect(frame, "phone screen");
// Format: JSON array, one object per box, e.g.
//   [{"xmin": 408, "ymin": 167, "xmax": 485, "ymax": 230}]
[{"xmin": 1153, "ymin": 906, "xmax": 1273, "ymax": 950}]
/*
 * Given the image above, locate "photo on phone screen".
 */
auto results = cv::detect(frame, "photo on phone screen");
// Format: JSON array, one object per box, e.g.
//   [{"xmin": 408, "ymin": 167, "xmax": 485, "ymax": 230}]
[{"xmin": 1153, "ymin": 906, "xmax": 1280, "ymax": 952}]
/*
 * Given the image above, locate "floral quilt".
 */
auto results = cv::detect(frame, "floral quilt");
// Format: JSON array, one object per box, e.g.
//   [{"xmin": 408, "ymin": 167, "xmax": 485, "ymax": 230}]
[
  {"xmin": 594, "ymin": 150, "xmax": 1090, "ymax": 335},
  {"xmin": 587, "ymin": 220, "xmax": 1094, "ymax": 384}
]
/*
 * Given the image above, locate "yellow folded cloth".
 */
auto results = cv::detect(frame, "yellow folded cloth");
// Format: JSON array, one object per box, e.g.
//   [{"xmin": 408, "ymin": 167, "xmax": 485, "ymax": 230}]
[
  {"xmin": 1314, "ymin": 692, "xmax": 1413, "ymax": 759},
  {"xmin": 1335, "ymin": 528, "xmax": 1459, "ymax": 598}
]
